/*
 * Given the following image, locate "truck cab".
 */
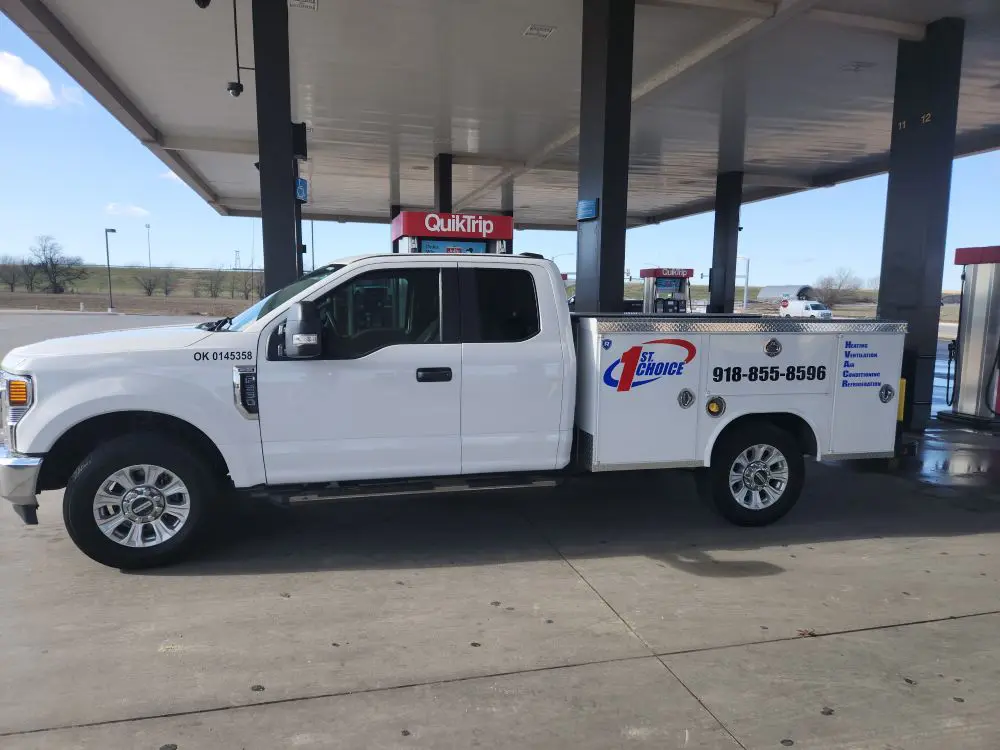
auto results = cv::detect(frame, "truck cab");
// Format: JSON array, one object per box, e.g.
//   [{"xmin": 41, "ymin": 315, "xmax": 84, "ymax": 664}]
[{"xmin": 251, "ymin": 255, "xmax": 575, "ymax": 483}]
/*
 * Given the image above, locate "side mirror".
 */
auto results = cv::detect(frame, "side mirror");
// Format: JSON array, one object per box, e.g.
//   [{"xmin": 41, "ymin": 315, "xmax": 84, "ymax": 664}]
[{"xmin": 284, "ymin": 300, "xmax": 322, "ymax": 359}]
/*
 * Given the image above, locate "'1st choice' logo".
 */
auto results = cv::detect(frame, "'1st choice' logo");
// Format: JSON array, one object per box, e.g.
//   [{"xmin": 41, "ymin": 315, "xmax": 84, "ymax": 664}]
[{"xmin": 602, "ymin": 339, "xmax": 697, "ymax": 392}]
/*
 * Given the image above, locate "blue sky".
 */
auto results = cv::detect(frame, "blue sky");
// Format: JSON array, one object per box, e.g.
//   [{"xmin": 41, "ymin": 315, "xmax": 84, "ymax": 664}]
[{"xmin": 1, "ymin": 16, "xmax": 997, "ymax": 291}]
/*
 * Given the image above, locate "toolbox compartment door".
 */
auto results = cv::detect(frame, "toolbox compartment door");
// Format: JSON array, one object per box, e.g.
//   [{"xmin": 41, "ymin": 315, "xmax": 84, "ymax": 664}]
[
  {"xmin": 589, "ymin": 332, "xmax": 705, "ymax": 469},
  {"xmin": 830, "ymin": 333, "xmax": 905, "ymax": 456}
]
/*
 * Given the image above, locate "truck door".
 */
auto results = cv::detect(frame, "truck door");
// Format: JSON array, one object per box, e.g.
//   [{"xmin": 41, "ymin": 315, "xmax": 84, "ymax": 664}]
[
  {"xmin": 255, "ymin": 263, "xmax": 461, "ymax": 485},
  {"xmin": 458, "ymin": 264, "xmax": 566, "ymax": 473}
]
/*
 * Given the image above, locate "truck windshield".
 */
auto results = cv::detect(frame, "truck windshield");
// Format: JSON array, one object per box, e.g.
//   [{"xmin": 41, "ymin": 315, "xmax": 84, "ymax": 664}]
[{"xmin": 226, "ymin": 264, "xmax": 345, "ymax": 331}]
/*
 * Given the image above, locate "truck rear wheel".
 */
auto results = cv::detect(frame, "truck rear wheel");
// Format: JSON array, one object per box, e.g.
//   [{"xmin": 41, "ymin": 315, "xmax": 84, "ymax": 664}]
[
  {"xmin": 707, "ymin": 423, "xmax": 804, "ymax": 526},
  {"xmin": 63, "ymin": 433, "xmax": 215, "ymax": 569}
]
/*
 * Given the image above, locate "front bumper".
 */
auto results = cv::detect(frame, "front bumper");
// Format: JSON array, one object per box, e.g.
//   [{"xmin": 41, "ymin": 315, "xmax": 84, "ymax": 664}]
[{"xmin": 0, "ymin": 446, "xmax": 42, "ymax": 525}]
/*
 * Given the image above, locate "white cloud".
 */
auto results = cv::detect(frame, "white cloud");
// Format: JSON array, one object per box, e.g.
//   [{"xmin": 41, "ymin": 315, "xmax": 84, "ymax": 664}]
[
  {"xmin": 160, "ymin": 170, "xmax": 183, "ymax": 183},
  {"xmin": 0, "ymin": 53, "xmax": 87, "ymax": 108},
  {"xmin": 105, "ymin": 202, "xmax": 151, "ymax": 218},
  {"xmin": 0, "ymin": 52, "xmax": 57, "ymax": 107}
]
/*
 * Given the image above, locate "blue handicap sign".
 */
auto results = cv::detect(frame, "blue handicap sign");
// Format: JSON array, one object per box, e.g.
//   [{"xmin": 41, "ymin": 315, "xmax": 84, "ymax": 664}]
[
  {"xmin": 295, "ymin": 177, "xmax": 308, "ymax": 203},
  {"xmin": 576, "ymin": 199, "xmax": 599, "ymax": 221}
]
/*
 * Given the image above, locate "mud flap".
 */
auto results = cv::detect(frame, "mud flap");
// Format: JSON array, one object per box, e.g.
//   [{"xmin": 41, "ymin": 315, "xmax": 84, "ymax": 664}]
[{"xmin": 13, "ymin": 503, "xmax": 38, "ymax": 525}]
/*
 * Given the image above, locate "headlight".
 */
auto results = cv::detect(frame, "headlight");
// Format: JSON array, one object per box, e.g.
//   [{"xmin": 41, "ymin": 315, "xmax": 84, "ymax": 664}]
[{"xmin": 0, "ymin": 371, "xmax": 34, "ymax": 451}]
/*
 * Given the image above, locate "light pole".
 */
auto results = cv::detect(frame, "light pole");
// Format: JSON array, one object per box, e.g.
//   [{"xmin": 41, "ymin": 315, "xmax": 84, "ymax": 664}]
[
  {"xmin": 311, "ymin": 219, "xmax": 315, "ymax": 272},
  {"xmin": 104, "ymin": 228, "xmax": 117, "ymax": 311},
  {"xmin": 145, "ymin": 223, "xmax": 151, "ymax": 269},
  {"xmin": 736, "ymin": 256, "xmax": 751, "ymax": 311}
]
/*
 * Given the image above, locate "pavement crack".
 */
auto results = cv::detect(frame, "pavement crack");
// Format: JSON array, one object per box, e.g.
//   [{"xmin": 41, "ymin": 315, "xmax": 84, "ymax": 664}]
[
  {"xmin": 655, "ymin": 657, "xmax": 749, "ymax": 750},
  {"xmin": 653, "ymin": 608, "xmax": 1000, "ymax": 659},
  {"xmin": 0, "ymin": 652, "xmax": 657, "ymax": 739},
  {"xmin": 544, "ymin": 539, "xmax": 658, "ymax": 652}
]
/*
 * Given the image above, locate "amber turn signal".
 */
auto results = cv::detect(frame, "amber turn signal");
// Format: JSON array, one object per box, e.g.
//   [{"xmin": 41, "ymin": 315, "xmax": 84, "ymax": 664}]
[{"xmin": 7, "ymin": 379, "xmax": 29, "ymax": 406}]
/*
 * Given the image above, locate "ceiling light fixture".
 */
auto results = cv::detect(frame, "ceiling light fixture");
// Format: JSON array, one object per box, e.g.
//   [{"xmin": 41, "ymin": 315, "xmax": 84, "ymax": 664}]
[
  {"xmin": 523, "ymin": 24, "xmax": 557, "ymax": 39},
  {"xmin": 840, "ymin": 60, "xmax": 877, "ymax": 74}
]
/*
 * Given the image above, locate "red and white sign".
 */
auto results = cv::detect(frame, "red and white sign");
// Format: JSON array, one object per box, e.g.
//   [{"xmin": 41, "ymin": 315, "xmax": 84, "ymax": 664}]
[
  {"xmin": 391, "ymin": 211, "xmax": 514, "ymax": 241},
  {"xmin": 638, "ymin": 267, "xmax": 695, "ymax": 279},
  {"xmin": 954, "ymin": 246, "xmax": 1000, "ymax": 266},
  {"xmin": 780, "ymin": 299, "xmax": 790, "ymax": 308}
]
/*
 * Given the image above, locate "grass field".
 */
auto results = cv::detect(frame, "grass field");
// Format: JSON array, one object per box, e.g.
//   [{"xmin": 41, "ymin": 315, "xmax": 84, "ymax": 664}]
[
  {"xmin": 0, "ymin": 290, "xmax": 250, "ymax": 316},
  {"xmin": 624, "ymin": 283, "xmax": 763, "ymax": 300},
  {"xmin": 0, "ymin": 264, "xmax": 959, "ymax": 321},
  {"xmin": 0, "ymin": 264, "xmax": 262, "ymax": 316},
  {"xmin": 31, "ymin": 264, "xmax": 262, "ymax": 298}
]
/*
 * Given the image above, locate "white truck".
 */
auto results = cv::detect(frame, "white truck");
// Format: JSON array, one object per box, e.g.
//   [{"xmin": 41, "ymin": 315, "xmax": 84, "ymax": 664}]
[
  {"xmin": 780, "ymin": 299, "xmax": 834, "ymax": 319},
  {"xmin": 0, "ymin": 254, "xmax": 905, "ymax": 569}
]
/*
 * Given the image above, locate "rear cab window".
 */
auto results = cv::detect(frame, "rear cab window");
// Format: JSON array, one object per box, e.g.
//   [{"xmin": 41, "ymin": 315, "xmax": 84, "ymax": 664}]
[{"xmin": 461, "ymin": 268, "xmax": 540, "ymax": 343}]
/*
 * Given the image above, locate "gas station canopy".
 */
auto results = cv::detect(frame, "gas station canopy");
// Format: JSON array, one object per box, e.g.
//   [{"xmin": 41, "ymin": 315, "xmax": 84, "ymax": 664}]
[{"xmin": 4, "ymin": 0, "xmax": 999, "ymax": 230}]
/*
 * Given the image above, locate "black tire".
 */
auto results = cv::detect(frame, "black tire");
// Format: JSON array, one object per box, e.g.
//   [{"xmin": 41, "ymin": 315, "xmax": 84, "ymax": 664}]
[
  {"xmin": 708, "ymin": 422, "xmax": 804, "ymax": 527},
  {"xmin": 63, "ymin": 432, "xmax": 217, "ymax": 569}
]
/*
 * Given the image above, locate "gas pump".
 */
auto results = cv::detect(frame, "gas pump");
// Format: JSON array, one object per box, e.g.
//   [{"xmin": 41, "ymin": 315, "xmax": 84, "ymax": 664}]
[
  {"xmin": 938, "ymin": 245, "xmax": 1000, "ymax": 429},
  {"xmin": 390, "ymin": 211, "xmax": 514, "ymax": 254},
  {"xmin": 639, "ymin": 268, "xmax": 694, "ymax": 313}
]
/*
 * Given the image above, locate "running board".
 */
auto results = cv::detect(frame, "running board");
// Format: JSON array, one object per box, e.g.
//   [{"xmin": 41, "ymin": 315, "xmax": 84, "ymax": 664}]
[{"xmin": 250, "ymin": 474, "xmax": 560, "ymax": 506}]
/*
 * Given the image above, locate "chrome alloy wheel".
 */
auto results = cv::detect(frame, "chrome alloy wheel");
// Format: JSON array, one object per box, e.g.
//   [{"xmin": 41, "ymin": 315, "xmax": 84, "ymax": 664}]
[
  {"xmin": 92, "ymin": 464, "xmax": 191, "ymax": 548},
  {"xmin": 728, "ymin": 444, "xmax": 790, "ymax": 510}
]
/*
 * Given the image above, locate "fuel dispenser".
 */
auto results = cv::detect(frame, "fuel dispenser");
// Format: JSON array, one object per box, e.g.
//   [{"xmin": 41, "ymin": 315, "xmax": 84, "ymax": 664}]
[
  {"xmin": 639, "ymin": 268, "xmax": 694, "ymax": 313},
  {"xmin": 939, "ymin": 246, "xmax": 1000, "ymax": 429},
  {"xmin": 390, "ymin": 211, "xmax": 514, "ymax": 254}
]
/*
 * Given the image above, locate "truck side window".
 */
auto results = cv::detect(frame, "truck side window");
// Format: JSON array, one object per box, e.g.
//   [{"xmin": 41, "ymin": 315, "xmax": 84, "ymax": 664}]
[
  {"xmin": 316, "ymin": 268, "xmax": 441, "ymax": 358},
  {"xmin": 470, "ymin": 269, "xmax": 540, "ymax": 343}
]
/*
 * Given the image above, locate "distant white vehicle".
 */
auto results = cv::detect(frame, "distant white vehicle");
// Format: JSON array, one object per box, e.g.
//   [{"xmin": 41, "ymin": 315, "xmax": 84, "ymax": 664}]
[{"xmin": 780, "ymin": 299, "xmax": 833, "ymax": 319}]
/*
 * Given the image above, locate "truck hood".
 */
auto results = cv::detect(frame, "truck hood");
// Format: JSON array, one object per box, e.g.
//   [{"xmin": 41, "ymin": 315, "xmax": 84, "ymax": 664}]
[{"xmin": 3, "ymin": 325, "xmax": 213, "ymax": 364}]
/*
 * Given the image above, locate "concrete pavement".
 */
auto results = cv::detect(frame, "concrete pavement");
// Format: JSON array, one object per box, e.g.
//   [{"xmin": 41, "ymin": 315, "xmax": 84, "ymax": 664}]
[
  {"xmin": 0, "ymin": 311, "xmax": 201, "ymax": 357},
  {"xmin": 4, "ymin": 465, "xmax": 1000, "ymax": 748},
  {"xmin": 2, "ymin": 312, "xmax": 1000, "ymax": 748}
]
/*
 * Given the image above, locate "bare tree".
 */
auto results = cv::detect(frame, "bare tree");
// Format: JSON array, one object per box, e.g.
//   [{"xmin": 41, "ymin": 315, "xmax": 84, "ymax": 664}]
[
  {"xmin": 20, "ymin": 260, "xmax": 40, "ymax": 292},
  {"xmin": 134, "ymin": 270, "xmax": 160, "ymax": 296},
  {"xmin": 814, "ymin": 267, "xmax": 863, "ymax": 307},
  {"xmin": 160, "ymin": 267, "xmax": 177, "ymax": 297},
  {"xmin": 236, "ymin": 271, "xmax": 255, "ymax": 300},
  {"xmin": 30, "ymin": 235, "xmax": 87, "ymax": 293},
  {"xmin": 255, "ymin": 274, "xmax": 266, "ymax": 299},
  {"xmin": 0, "ymin": 255, "xmax": 20, "ymax": 292},
  {"xmin": 866, "ymin": 276, "xmax": 881, "ymax": 291},
  {"xmin": 203, "ymin": 268, "xmax": 226, "ymax": 299}
]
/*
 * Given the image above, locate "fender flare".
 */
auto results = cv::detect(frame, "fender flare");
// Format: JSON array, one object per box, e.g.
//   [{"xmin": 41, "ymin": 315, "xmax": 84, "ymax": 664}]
[{"xmin": 701, "ymin": 410, "xmax": 824, "ymax": 465}]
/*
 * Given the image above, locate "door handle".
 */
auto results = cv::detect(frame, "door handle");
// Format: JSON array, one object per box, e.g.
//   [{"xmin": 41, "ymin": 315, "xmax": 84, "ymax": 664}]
[{"xmin": 416, "ymin": 367, "xmax": 452, "ymax": 383}]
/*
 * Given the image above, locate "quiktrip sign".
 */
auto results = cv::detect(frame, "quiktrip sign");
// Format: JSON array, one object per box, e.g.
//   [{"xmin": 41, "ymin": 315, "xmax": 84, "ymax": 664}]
[{"xmin": 391, "ymin": 211, "xmax": 514, "ymax": 241}]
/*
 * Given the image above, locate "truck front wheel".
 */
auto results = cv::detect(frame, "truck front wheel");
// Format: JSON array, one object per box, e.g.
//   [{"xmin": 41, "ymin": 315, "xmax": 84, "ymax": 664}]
[
  {"xmin": 706, "ymin": 423, "xmax": 804, "ymax": 526},
  {"xmin": 63, "ymin": 433, "xmax": 215, "ymax": 569}
]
